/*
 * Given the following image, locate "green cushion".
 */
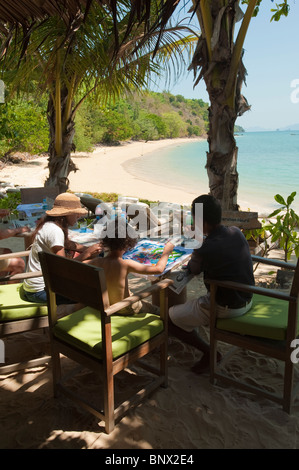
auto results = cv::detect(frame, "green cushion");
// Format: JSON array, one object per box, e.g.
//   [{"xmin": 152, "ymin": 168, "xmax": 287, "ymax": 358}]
[
  {"xmin": 216, "ymin": 293, "xmax": 296, "ymax": 341},
  {"xmin": 0, "ymin": 283, "xmax": 48, "ymax": 322},
  {"xmin": 53, "ymin": 307, "xmax": 164, "ymax": 360}
]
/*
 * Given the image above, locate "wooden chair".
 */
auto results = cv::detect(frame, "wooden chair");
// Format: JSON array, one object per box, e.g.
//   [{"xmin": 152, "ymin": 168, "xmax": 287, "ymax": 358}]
[
  {"xmin": 208, "ymin": 255, "xmax": 299, "ymax": 413},
  {"xmin": 39, "ymin": 252, "xmax": 172, "ymax": 433},
  {"xmin": 0, "ymin": 250, "xmax": 49, "ymax": 374},
  {"xmin": 126, "ymin": 202, "xmax": 175, "ymax": 237},
  {"xmin": 20, "ymin": 186, "xmax": 59, "ymax": 204}
]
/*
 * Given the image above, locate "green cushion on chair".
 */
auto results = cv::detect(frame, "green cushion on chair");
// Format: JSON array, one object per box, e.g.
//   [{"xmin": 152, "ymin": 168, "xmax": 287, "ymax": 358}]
[
  {"xmin": 0, "ymin": 284, "xmax": 48, "ymax": 322},
  {"xmin": 216, "ymin": 293, "xmax": 296, "ymax": 341},
  {"xmin": 53, "ymin": 307, "xmax": 164, "ymax": 360}
]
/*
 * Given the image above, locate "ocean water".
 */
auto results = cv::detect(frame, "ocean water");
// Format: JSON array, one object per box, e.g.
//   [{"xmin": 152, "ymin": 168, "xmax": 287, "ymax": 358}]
[{"xmin": 125, "ymin": 131, "xmax": 299, "ymax": 215}]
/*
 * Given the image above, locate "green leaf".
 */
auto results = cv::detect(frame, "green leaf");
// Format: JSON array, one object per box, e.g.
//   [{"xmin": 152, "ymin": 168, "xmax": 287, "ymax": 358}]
[
  {"xmin": 267, "ymin": 208, "xmax": 281, "ymax": 218},
  {"xmin": 274, "ymin": 194, "xmax": 286, "ymax": 206},
  {"xmin": 287, "ymin": 191, "xmax": 296, "ymax": 206}
]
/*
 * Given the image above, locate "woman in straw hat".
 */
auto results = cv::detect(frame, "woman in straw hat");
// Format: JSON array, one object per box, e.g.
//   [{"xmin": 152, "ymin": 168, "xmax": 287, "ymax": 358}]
[{"xmin": 22, "ymin": 192, "xmax": 102, "ymax": 304}]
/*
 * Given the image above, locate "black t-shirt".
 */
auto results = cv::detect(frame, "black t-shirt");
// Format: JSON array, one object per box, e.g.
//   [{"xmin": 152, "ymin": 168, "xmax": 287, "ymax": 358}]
[{"xmin": 188, "ymin": 225, "xmax": 255, "ymax": 308}]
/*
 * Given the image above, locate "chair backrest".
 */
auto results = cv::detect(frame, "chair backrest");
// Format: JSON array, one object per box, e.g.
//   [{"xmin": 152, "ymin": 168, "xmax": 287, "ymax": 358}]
[
  {"xmin": 20, "ymin": 187, "xmax": 59, "ymax": 204},
  {"xmin": 39, "ymin": 252, "xmax": 110, "ymax": 313}
]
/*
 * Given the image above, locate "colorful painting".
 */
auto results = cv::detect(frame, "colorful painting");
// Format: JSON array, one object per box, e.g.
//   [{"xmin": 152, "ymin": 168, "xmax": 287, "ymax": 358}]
[{"xmin": 123, "ymin": 239, "xmax": 192, "ymax": 275}]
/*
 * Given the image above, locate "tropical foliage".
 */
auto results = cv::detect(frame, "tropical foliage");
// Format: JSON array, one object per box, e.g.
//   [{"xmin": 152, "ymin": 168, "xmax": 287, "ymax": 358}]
[
  {"xmin": 0, "ymin": 90, "xmax": 209, "ymax": 156},
  {"xmin": 0, "ymin": 1, "xmax": 197, "ymax": 192}
]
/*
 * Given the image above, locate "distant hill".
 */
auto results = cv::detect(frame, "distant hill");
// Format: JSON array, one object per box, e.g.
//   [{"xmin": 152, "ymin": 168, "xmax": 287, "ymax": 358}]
[
  {"xmin": 278, "ymin": 123, "xmax": 299, "ymax": 131},
  {"xmin": 244, "ymin": 126, "xmax": 273, "ymax": 132},
  {"xmin": 74, "ymin": 90, "xmax": 210, "ymax": 148},
  {"xmin": 245, "ymin": 124, "xmax": 299, "ymax": 132},
  {"xmin": 234, "ymin": 125, "xmax": 245, "ymax": 133}
]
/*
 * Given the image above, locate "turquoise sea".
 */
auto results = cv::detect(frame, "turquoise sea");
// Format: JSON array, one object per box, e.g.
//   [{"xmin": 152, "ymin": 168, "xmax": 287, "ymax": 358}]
[{"xmin": 126, "ymin": 131, "xmax": 299, "ymax": 215}]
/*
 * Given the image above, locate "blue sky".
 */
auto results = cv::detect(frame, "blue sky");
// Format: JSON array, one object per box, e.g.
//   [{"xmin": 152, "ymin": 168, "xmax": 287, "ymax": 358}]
[{"xmin": 150, "ymin": 1, "xmax": 299, "ymax": 131}]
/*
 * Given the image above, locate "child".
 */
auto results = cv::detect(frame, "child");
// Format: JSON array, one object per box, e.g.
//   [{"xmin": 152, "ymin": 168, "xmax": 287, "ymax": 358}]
[{"xmin": 86, "ymin": 218, "xmax": 174, "ymax": 314}]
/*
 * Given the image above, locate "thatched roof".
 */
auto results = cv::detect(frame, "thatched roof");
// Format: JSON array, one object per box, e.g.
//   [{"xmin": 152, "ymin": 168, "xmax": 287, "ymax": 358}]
[
  {"xmin": 0, "ymin": 1, "xmax": 91, "ymax": 24},
  {"xmin": 0, "ymin": 1, "xmax": 181, "ymax": 59}
]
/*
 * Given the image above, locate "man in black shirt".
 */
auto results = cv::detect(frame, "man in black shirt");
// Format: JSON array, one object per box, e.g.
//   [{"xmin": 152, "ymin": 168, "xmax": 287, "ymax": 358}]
[{"xmin": 169, "ymin": 194, "xmax": 254, "ymax": 373}]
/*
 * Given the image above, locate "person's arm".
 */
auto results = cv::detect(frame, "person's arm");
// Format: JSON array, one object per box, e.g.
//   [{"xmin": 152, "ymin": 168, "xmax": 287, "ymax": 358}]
[
  {"xmin": 0, "ymin": 226, "xmax": 31, "ymax": 240},
  {"xmin": 51, "ymin": 245, "xmax": 66, "ymax": 256},
  {"xmin": 187, "ymin": 249, "xmax": 203, "ymax": 275},
  {"xmin": 64, "ymin": 239, "xmax": 86, "ymax": 253},
  {"xmin": 53, "ymin": 242, "xmax": 102, "ymax": 261},
  {"xmin": 75, "ymin": 242, "xmax": 103, "ymax": 261},
  {"xmin": 127, "ymin": 241, "xmax": 175, "ymax": 275}
]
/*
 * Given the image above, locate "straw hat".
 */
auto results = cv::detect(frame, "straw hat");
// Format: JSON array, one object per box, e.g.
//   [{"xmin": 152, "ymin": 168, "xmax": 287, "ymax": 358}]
[{"xmin": 46, "ymin": 192, "xmax": 87, "ymax": 217}]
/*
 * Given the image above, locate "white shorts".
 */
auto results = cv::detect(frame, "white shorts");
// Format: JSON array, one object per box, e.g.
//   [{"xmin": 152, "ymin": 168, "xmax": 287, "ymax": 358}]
[{"xmin": 169, "ymin": 293, "xmax": 252, "ymax": 332}]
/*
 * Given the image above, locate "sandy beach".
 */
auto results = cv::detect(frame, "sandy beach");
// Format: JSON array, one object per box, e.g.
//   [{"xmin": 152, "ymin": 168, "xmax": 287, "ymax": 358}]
[
  {"xmin": 0, "ymin": 138, "xmax": 206, "ymax": 205},
  {"xmin": 1, "ymin": 138, "xmax": 299, "ymax": 449}
]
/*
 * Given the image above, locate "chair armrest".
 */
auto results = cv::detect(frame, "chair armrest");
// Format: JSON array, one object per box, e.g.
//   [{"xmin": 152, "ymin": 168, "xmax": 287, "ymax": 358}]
[
  {"xmin": 0, "ymin": 270, "xmax": 43, "ymax": 282},
  {"xmin": 251, "ymin": 255, "xmax": 296, "ymax": 270},
  {"xmin": 0, "ymin": 251, "xmax": 33, "ymax": 282},
  {"xmin": 105, "ymin": 278, "xmax": 174, "ymax": 316},
  {"xmin": 0, "ymin": 250, "xmax": 30, "ymax": 260},
  {"xmin": 206, "ymin": 278, "xmax": 296, "ymax": 302}
]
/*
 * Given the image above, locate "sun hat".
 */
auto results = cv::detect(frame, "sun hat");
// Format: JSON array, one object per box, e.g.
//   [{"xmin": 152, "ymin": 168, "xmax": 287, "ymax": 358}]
[{"xmin": 46, "ymin": 192, "xmax": 87, "ymax": 217}]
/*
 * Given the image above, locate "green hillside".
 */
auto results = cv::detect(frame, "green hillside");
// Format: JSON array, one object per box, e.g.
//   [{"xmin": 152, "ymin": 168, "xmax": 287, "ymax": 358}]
[
  {"xmin": 0, "ymin": 90, "xmax": 210, "ymax": 158},
  {"xmin": 74, "ymin": 90, "xmax": 209, "ymax": 150}
]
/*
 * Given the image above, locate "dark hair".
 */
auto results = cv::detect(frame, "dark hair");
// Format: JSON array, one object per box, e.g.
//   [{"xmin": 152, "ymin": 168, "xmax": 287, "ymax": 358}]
[
  {"xmin": 32, "ymin": 215, "xmax": 69, "ymax": 243},
  {"xmin": 101, "ymin": 218, "xmax": 137, "ymax": 252},
  {"xmin": 191, "ymin": 194, "xmax": 222, "ymax": 226}
]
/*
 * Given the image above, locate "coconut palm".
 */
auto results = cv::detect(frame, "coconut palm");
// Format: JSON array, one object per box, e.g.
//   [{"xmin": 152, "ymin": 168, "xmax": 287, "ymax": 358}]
[
  {"xmin": 114, "ymin": 0, "xmax": 291, "ymax": 210},
  {"xmin": 0, "ymin": 0, "xmax": 290, "ymax": 204},
  {"xmin": 1, "ymin": 1, "xmax": 197, "ymax": 192}
]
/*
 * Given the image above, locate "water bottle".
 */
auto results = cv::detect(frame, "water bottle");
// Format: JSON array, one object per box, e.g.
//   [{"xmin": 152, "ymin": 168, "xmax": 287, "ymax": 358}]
[
  {"xmin": 110, "ymin": 204, "xmax": 117, "ymax": 220},
  {"xmin": 95, "ymin": 204, "xmax": 104, "ymax": 222}
]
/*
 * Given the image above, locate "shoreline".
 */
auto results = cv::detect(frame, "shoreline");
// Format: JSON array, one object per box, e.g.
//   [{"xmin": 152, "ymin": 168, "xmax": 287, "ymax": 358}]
[
  {"xmin": 0, "ymin": 136, "xmax": 270, "ymax": 214},
  {"xmin": 69, "ymin": 137, "xmax": 204, "ymax": 205}
]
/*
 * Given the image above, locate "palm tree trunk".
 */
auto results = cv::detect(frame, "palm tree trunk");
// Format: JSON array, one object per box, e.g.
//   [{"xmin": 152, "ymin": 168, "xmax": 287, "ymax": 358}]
[
  {"xmin": 190, "ymin": 1, "xmax": 252, "ymax": 211},
  {"xmin": 45, "ymin": 87, "xmax": 78, "ymax": 193},
  {"xmin": 206, "ymin": 93, "xmax": 239, "ymax": 211}
]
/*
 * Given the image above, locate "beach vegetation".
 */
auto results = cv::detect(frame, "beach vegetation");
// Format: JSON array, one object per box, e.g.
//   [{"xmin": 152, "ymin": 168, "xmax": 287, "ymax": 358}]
[
  {"xmin": 0, "ymin": 1, "xmax": 293, "ymax": 211},
  {"xmin": 0, "ymin": 192, "xmax": 21, "ymax": 215},
  {"xmin": 245, "ymin": 192, "xmax": 299, "ymax": 264},
  {"xmin": 0, "ymin": 97, "xmax": 48, "ymax": 157},
  {"xmin": 0, "ymin": 89, "xmax": 208, "ymax": 157},
  {"xmin": 0, "ymin": 2, "xmax": 197, "ymax": 193},
  {"xmin": 264, "ymin": 192, "xmax": 299, "ymax": 262}
]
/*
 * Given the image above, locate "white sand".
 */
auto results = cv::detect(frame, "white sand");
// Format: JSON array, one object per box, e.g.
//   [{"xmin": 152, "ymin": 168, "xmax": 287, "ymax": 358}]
[{"xmin": 0, "ymin": 138, "xmax": 206, "ymax": 205}]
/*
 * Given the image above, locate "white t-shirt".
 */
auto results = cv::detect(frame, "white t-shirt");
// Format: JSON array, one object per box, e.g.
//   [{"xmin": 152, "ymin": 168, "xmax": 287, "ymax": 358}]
[{"xmin": 24, "ymin": 222, "xmax": 65, "ymax": 292}]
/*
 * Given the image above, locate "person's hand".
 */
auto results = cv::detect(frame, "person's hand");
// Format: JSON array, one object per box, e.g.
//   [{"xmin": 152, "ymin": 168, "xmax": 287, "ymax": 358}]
[
  {"xmin": 163, "ymin": 241, "xmax": 175, "ymax": 254},
  {"xmin": 0, "ymin": 209, "xmax": 10, "ymax": 219},
  {"xmin": 17, "ymin": 226, "xmax": 31, "ymax": 234},
  {"xmin": 82, "ymin": 242, "xmax": 103, "ymax": 259}
]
